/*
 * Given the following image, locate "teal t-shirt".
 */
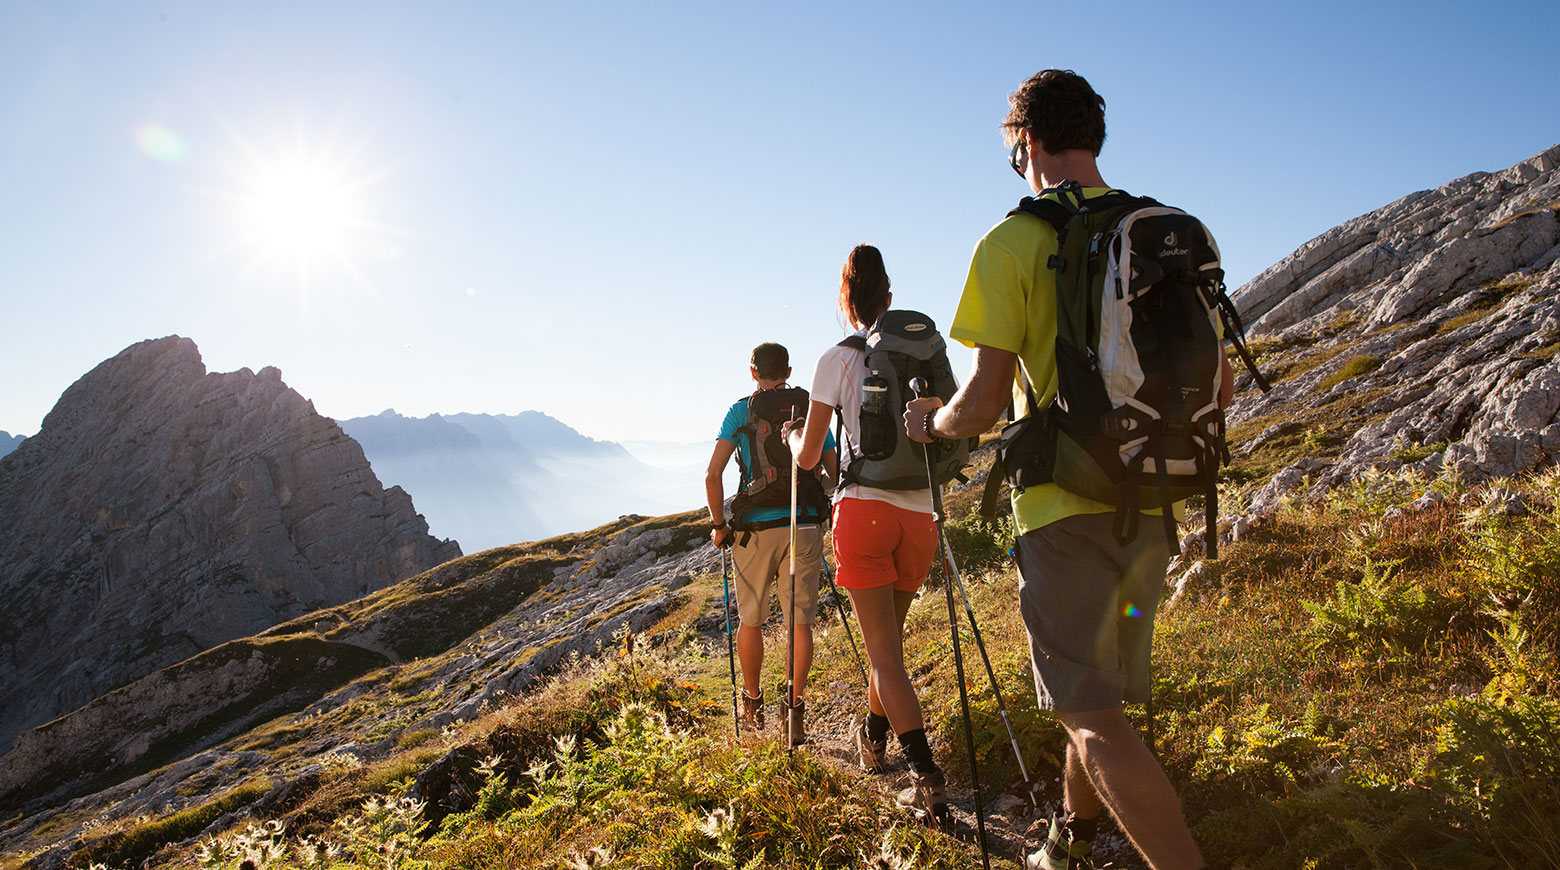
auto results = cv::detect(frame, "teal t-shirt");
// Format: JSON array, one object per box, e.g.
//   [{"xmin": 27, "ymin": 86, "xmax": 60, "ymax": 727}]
[{"xmin": 718, "ymin": 395, "xmax": 835, "ymax": 527}]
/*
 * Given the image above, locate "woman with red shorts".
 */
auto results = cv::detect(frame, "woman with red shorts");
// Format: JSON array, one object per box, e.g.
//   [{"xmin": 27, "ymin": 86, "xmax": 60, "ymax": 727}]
[{"xmin": 783, "ymin": 243, "xmax": 948, "ymax": 825}]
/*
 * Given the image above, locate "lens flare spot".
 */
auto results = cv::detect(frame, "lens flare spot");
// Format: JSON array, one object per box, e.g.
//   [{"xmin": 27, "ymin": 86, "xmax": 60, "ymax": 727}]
[
  {"xmin": 1122, "ymin": 602, "xmax": 1143, "ymax": 618},
  {"xmin": 134, "ymin": 123, "xmax": 188, "ymax": 163}
]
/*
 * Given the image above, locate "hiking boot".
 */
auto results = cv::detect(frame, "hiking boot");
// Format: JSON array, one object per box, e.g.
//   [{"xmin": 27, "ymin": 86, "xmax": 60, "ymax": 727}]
[
  {"xmin": 849, "ymin": 714, "xmax": 888, "ymax": 773},
  {"xmin": 895, "ymin": 769, "xmax": 950, "ymax": 829},
  {"xmin": 738, "ymin": 691, "xmax": 764, "ymax": 733},
  {"xmin": 782, "ymin": 697, "xmax": 806, "ymax": 746},
  {"xmin": 1025, "ymin": 813, "xmax": 1095, "ymax": 870}
]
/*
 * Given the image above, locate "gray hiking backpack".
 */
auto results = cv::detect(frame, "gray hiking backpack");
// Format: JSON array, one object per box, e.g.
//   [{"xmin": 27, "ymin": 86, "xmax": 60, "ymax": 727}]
[{"xmin": 836, "ymin": 310, "xmax": 974, "ymax": 491}]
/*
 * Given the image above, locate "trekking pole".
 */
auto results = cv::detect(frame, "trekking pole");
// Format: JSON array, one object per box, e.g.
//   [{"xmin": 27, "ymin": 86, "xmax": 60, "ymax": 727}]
[
  {"xmin": 820, "ymin": 559, "xmax": 869, "ymax": 689},
  {"xmin": 911, "ymin": 378, "xmax": 990, "ymax": 870},
  {"xmin": 930, "ymin": 505, "xmax": 1038, "ymax": 806},
  {"xmin": 787, "ymin": 405, "xmax": 799, "ymax": 763},
  {"xmin": 720, "ymin": 543, "xmax": 740, "ymax": 737}
]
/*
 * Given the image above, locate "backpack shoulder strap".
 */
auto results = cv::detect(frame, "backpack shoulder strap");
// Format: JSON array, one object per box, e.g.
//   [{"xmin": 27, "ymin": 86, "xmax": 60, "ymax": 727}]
[
  {"xmin": 837, "ymin": 334, "xmax": 867, "ymax": 351},
  {"xmin": 1008, "ymin": 196, "xmax": 1074, "ymax": 232},
  {"xmin": 735, "ymin": 391, "xmax": 760, "ymax": 433}
]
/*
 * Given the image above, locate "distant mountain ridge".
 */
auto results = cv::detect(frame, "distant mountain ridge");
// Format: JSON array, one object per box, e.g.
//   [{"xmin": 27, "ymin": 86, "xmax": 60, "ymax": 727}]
[
  {"xmin": 0, "ymin": 431, "xmax": 22, "ymax": 458},
  {"xmin": 339, "ymin": 410, "xmax": 694, "ymax": 553},
  {"xmin": 0, "ymin": 337, "xmax": 460, "ymax": 755}
]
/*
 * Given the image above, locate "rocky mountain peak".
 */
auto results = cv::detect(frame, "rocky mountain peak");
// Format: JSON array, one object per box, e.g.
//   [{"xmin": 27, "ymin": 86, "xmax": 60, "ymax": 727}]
[
  {"xmin": 1227, "ymin": 144, "xmax": 1560, "ymax": 510},
  {"xmin": 0, "ymin": 337, "xmax": 460, "ymax": 754}
]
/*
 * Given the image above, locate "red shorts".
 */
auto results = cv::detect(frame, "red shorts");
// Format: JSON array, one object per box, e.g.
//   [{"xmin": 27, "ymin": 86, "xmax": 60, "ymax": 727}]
[{"xmin": 831, "ymin": 497, "xmax": 938, "ymax": 591}]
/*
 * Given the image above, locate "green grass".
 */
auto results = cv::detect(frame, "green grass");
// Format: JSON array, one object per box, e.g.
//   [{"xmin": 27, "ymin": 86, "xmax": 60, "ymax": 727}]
[
  {"xmin": 1519, "ymin": 343, "xmax": 1560, "ymax": 361},
  {"xmin": 1317, "ymin": 353, "xmax": 1383, "ymax": 390},
  {"xmin": 72, "ymin": 782, "xmax": 269, "ymax": 869},
  {"xmin": 1437, "ymin": 305, "xmax": 1502, "ymax": 336}
]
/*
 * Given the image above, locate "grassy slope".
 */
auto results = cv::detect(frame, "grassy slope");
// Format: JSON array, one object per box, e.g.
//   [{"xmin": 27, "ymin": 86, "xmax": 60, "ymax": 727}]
[{"xmin": 6, "ymin": 460, "xmax": 1560, "ymax": 869}]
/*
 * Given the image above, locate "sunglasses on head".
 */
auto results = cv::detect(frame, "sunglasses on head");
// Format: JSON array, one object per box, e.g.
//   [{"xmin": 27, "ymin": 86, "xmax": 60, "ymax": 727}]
[{"xmin": 1008, "ymin": 137, "xmax": 1028, "ymax": 179}]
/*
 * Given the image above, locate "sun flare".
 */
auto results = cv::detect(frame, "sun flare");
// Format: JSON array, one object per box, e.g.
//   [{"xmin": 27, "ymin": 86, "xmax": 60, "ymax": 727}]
[
  {"xmin": 214, "ymin": 132, "xmax": 398, "ymax": 291},
  {"xmin": 243, "ymin": 160, "xmax": 355, "ymax": 258}
]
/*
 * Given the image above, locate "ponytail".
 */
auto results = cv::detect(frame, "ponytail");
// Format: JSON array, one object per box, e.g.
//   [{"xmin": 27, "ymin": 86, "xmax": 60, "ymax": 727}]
[{"xmin": 838, "ymin": 244, "xmax": 891, "ymax": 330}]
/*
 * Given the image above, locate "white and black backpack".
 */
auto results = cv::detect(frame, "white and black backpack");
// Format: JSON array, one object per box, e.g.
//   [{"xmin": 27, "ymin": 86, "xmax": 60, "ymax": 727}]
[{"xmin": 996, "ymin": 182, "xmax": 1270, "ymax": 557}]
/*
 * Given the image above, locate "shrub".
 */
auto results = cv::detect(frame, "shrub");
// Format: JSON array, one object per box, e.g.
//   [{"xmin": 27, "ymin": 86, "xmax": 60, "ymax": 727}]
[
  {"xmin": 939, "ymin": 511, "xmax": 1017, "ymax": 575},
  {"xmin": 1425, "ymin": 696, "xmax": 1560, "ymax": 865}
]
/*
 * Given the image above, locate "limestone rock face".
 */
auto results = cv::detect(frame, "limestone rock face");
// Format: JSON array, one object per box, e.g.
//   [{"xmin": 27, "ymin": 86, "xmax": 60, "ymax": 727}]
[
  {"xmin": 1228, "ymin": 144, "xmax": 1560, "ymax": 490},
  {"xmin": 0, "ymin": 511, "xmax": 704, "ymax": 822},
  {"xmin": 0, "ymin": 337, "xmax": 460, "ymax": 753}
]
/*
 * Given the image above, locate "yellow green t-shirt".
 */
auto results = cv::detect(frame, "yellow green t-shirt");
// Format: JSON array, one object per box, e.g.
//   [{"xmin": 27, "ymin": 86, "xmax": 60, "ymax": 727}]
[{"xmin": 949, "ymin": 189, "xmax": 1190, "ymax": 535}]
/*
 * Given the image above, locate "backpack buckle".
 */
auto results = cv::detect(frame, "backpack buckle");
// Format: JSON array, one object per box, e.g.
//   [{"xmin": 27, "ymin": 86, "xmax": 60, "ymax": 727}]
[{"xmin": 1100, "ymin": 404, "xmax": 1155, "ymax": 441}]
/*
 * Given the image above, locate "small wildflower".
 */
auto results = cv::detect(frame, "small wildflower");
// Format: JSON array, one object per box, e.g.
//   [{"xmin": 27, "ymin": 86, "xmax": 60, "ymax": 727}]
[
  {"xmin": 698, "ymin": 807, "xmax": 732, "ymax": 839},
  {"xmin": 554, "ymin": 733, "xmax": 578, "ymax": 760},
  {"xmin": 476, "ymin": 754, "xmax": 504, "ymax": 777}
]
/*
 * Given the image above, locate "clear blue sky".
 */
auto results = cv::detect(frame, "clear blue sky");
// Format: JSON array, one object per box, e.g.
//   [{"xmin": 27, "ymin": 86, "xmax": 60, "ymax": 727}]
[{"xmin": 3, "ymin": 0, "xmax": 1557, "ymax": 444}]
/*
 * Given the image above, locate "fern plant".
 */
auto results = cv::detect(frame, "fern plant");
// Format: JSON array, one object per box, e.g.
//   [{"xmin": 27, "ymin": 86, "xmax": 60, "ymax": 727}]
[{"xmin": 1301, "ymin": 557, "xmax": 1432, "ymax": 655}]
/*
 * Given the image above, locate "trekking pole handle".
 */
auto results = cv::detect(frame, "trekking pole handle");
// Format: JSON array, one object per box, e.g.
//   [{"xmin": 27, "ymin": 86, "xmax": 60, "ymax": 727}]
[{"xmin": 909, "ymin": 377, "xmax": 929, "ymax": 398}]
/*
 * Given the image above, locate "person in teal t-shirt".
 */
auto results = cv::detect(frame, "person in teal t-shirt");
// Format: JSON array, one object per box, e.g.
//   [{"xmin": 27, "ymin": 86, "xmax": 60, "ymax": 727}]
[{"xmin": 704, "ymin": 342, "xmax": 836, "ymax": 743}]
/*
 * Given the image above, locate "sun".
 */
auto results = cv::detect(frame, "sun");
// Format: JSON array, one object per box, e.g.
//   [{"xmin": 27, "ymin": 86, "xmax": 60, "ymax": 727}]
[
  {"xmin": 243, "ymin": 159, "xmax": 355, "ymax": 259},
  {"xmin": 213, "ymin": 132, "xmax": 397, "ymax": 290}
]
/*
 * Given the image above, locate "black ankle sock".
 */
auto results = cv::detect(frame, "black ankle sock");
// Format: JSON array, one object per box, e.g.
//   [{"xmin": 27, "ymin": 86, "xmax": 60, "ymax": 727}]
[
  {"xmin": 866, "ymin": 712, "xmax": 890, "ymax": 744},
  {"xmin": 895, "ymin": 729, "xmax": 938, "ymax": 777},
  {"xmin": 1062, "ymin": 813, "xmax": 1097, "ymax": 848}
]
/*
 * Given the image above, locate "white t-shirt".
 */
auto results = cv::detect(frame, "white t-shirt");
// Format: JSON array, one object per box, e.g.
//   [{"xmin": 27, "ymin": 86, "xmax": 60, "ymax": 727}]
[{"xmin": 810, "ymin": 340, "xmax": 934, "ymax": 515}]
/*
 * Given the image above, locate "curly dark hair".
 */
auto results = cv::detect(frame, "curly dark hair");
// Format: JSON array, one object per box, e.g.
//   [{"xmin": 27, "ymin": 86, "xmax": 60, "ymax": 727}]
[{"xmin": 1002, "ymin": 69, "xmax": 1106, "ymax": 156}]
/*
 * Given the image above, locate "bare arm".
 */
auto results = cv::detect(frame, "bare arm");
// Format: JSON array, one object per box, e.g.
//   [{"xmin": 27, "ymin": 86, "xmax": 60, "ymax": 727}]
[
  {"xmin": 704, "ymin": 439, "xmax": 736, "ymax": 547},
  {"xmin": 782, "ymin": 399, "xmax": 834, "ymax": 471},
  {"xmin": 822, "ymin": 447, "xmax": 838, "ymax": 487},
  {"xmin": 905, "ymin": 345, "xmax": 1018, "ymax": 442}
]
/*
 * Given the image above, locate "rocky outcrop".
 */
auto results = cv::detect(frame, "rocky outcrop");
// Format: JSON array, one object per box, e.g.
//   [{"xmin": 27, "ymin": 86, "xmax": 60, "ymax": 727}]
[
  {"xmin": 1227, "ymin": 145, "xmax": 1560, "ymax": 497},
  {"xmin": 0, "ymin": 511, "xmax": 707, "ymax": 839},
  {"xmin": 0, "ymin": 337, "xmax": 460, "ymax": 755}
]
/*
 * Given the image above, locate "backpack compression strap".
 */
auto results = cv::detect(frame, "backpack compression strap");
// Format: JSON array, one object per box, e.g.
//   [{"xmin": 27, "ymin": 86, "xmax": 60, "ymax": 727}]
[
  {"xmin": 834, "ymin": 334, "xmax": 868, "ymax": 489},
  {"xmin": 1208, "ymin": 279, "xmax": 1273, "ymax": 393},
  {"xmin": 977, "ymin": 396, "xmax": 1017, "ymax": 522}
]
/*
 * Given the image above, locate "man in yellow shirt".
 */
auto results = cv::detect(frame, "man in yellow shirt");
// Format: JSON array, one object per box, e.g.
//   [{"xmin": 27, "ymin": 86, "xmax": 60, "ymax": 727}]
[{"xmin": 906, "ymin": 70, "xmax": 1229, "ymax": 870}]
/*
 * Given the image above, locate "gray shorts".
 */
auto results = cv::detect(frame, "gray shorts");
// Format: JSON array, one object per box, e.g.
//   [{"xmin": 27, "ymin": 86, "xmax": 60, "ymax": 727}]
[{"xmin": 1015, "ymin": 513, "xmax": 1170, "ymax": 712}]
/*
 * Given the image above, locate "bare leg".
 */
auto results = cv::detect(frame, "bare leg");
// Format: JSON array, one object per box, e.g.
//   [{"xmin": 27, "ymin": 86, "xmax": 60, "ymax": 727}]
[
  {"xmin": 1064, "ymin": 740, "xmax": 1104, "ymax": 819},
  {"xmin": 792, "ymin": 623, "xmax": 814, "ymax": 699},
  {"xmin": 1058, "ymin": 707, "xmax": 1204, "ymax": 870},
  {"xmin": 849, "ymin": 585, "xmax": 923, "ymax": 732},
  {"xmin": 736, "ymin": 623, "xmax": 764, "ymax": 698}
]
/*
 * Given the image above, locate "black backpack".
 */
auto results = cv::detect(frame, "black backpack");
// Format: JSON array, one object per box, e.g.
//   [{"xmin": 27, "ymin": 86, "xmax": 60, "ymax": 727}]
[
  {"xmin": 836, "ymin": 310, "xmax": 974, "ymax": 491},
  {"xmin": 729, "ymin": 386, "xmax": 830, "ymax": 530},
  {"xmin": 995, "ymin": 182, "xmax": 1269, "ymax": 558}
]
